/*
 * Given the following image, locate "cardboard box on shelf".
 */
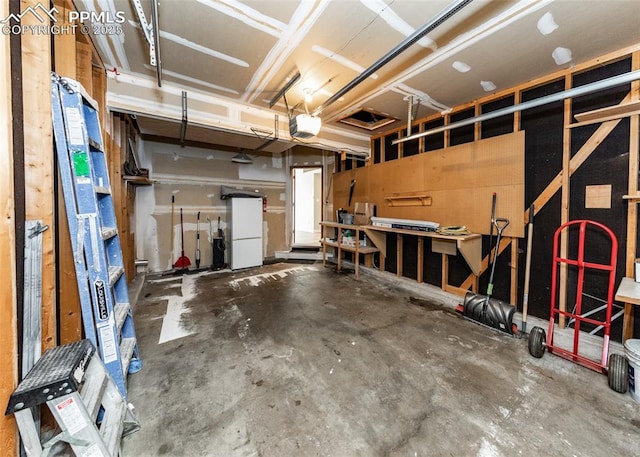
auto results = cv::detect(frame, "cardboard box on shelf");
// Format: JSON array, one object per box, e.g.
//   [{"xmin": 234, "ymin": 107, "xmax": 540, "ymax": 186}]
[{"xmin": 354, "ymin": 202, "xmax": 375, "ymax": 226}]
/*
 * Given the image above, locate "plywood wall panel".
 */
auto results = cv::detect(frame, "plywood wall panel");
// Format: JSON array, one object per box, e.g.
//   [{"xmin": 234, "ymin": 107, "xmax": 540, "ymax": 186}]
[{"xmin": 337, "ymin": 132, "xmax": 525, "ymax": 238}]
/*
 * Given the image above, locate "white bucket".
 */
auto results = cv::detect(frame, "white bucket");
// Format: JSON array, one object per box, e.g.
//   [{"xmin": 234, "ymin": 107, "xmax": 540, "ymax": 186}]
[{"xmin": 624, "ymin": 339, "xmax": 640, "ymax": 403}]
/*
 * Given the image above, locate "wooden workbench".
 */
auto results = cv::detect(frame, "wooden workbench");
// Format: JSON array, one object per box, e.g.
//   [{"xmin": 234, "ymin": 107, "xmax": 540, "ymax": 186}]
[
  {"xmin": 362, "ymin": 225, "xmax": 482, "ymax": 295},
  {"xmin": 614, "ymin": 276, "xmax": 640, "ymax": 341},
  {"xmin": 319, "ymin": 222, "xmax": 379, "ymax": 279}
]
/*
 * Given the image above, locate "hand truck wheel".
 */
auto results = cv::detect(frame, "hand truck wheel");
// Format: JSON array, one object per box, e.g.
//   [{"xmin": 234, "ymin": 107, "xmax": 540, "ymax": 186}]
[
  {"xmin": 528, "ymin": 326, "xmax": 546, "ymax": 358},
  {"xmin": 607, "ymin": 353, "xmax": 628, "ymax": 393}
]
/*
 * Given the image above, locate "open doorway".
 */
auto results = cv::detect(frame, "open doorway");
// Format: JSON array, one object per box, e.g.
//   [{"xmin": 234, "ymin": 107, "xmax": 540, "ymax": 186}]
[{"xmin": 292, "ymin": 166, "xmax": 322, "ymax": 247}]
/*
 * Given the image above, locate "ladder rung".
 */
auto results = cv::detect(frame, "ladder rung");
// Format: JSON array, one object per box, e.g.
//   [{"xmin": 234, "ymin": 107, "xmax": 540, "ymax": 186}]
[
  {"xmin": 108, "ymin": 266, "xmax": 124, "ymax": 287},
  {"xmin": 80, "ymin": 358, "xmax": 108, "ymax": 419},
  {"xmin": 88, "ymin": 138, "xmax": 103, "ymax": 152},
  {"xmin": 101, "ymin": 227, "xmax": 117, "ymax": 240},
  {"xmin": 94, "ymin": 185, "xmax": 111, "ymax": 195},
  {"xmin": 100, "ymin": 397, "xmax": 127, "ymax": 455},
  {"xmin": 120, "ymin": 337, "xmax": 136, "ymax": 375},
  {"xmin": 114, "ymin": 303, "xmax": 130, "ymax": 331}
]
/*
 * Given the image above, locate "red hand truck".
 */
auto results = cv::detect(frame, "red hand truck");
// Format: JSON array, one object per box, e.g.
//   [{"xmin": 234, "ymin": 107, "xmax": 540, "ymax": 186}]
[{"xmin": 528, "ymin": 220, "xmax": 628, "ymax": 393}]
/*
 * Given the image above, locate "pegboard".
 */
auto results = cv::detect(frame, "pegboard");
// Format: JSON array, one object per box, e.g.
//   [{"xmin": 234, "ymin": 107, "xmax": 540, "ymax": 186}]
[{"xmin": 333, "ymin": 131, "xmax": 525, "ymax": 238}]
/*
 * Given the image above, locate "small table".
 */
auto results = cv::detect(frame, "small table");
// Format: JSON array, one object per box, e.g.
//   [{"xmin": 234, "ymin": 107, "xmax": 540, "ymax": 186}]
[{"xmin": 614, "ymin": 277, "xmax": 640, "ymax": 341}]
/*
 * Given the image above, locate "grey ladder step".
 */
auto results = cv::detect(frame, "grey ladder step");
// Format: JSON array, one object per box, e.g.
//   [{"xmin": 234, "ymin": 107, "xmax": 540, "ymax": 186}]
[
  {"xmin": 120, "ymin": 337, "xmax": 137, "ymax": 374},
  {"xmin": 100, "ymin": 394, "xmax": 127, "ymax": 455},
  {"xmin": 114, "ymin": 302, "xmax": 130, "ymax": 331},
  {"xmin": 101, "ymin": 226, "xmax": 118, "ymax": 240},
  {"xmin": 108, "ymin": 266, "xmax": 124, "ymax": 287},
  {"xmin": 80, "ymin": 355, "xmax": 109, "ymax": 419},
  {"xmin": 5, "ymin": 340, "xmax": 140, "ymax": 456}
]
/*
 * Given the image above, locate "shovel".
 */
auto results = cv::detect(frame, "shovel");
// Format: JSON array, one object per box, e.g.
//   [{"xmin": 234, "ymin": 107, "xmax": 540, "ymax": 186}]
[{"xmin": 460, "ymin": 217, "xmax": 516, "ymax": 335}]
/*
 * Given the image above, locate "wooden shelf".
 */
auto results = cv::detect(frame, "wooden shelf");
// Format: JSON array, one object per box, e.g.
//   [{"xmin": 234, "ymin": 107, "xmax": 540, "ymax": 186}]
[
  {"xmin": 363, "ymin": 225, "xmax": 482, "ymax": 277},
  {"xmin": 383, "ymin": 193, "xmax": 432, "ymax": 207},
  {"xmin": 321, "ymin": 239, "xmax": 379, "ymax": 255},
  {"xmin": 319, "ymin": 222, "xmax": 379, "ymax": 279},
  {"xmin": 123, "ymin": 175, "xmax": 152, "ymax": 186},
  {"xmin": 571, "ymin": 100, "xmax": 640, "ymax": 128},
  {"xmin": 614, "ymin": 277, "xmax": 640, "ymax": 341},
  {"xmin": 623, "ymin": 194, "xmax": 640, "ymax": 201}
]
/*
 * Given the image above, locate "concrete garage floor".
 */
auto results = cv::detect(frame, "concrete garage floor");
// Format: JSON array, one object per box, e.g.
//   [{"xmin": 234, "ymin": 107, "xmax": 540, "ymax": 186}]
[{"xmin": 122, "ymin": 261, "xmax": 640, "ymax": 457}]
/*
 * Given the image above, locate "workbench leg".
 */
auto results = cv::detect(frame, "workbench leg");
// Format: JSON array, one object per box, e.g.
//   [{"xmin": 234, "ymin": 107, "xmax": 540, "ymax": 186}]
[
  {"xmin": 417, "ymin": 238, "xmax": 424, "ymax": 284},
  {"xmin": 624, "ymin": 302, "xmax": 635, "ymax": 341},
  {"xmin": 364, "ymin": 254, "xmax": 373, "ymax": 268},
  {"xmin": 397, "ymin": 235, "xmax": 403, "ymax": 278},
  {"xmin": 442, "ymin": 254, "xmax": 449, "ymax": 290}
]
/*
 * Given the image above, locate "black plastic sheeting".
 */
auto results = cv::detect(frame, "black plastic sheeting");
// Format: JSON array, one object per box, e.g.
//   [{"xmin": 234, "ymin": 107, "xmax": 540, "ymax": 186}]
[{"xmin": 375, "ymin": 58, "xmax": 636, "ymax": 341}]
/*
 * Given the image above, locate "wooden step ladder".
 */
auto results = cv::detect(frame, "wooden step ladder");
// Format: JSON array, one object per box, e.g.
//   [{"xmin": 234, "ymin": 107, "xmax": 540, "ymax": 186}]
[{"xmin": 5, "ymin": 340, "xmax": 139, "ymax": 456}]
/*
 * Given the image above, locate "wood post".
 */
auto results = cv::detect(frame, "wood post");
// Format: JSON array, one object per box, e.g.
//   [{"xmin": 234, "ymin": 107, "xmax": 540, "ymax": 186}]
[
  {"xmin": 623, "ymin": 51, "xmax": 640, "ymax": 340},
  {"xmin": 0, "ymin": 1, "xmax": 18, "ymax": 453},
  {"xmin": 21, "ymin": 0, "xmax": 55, "ymax": 352},
  {"xmin": 54, "ymin": 0, "xmax": 81, "ymax": 344}
]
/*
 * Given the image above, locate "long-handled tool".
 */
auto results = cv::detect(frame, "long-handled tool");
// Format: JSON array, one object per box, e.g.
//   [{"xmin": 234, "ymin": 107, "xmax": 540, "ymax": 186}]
[
  {"xmin": 521, "ymin": 204, "xmax": 534, "ymax": 334},
  {"xmin": 171, "ymin": 195, "xmax": 175, "ymax": 263},
  {"xmin": 348, "ymin": 179, "xmax": 356, "ymax": 208},
  {"xmin": 195, "ymin": 211, "xmax": 201, "ymax": 269},
  {"xmin": 173, "ymin": 208, "xmax": 191, "ymax": 270},
  {"xmin": 488, "ymin": 192, "xmax": 496, "ymax": 256},
  {"xmin": 459, "ymin": 214, "xmax": 516, "ymax": 335}
]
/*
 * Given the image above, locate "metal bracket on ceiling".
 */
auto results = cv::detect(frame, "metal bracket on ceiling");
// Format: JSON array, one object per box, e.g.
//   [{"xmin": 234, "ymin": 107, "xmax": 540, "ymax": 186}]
[
  {"xmin": 252, "ymin": 115, "xmax": 280, "ymax": 152},
  {"xmin": 179, "ymin": 91, "xmax": 187, "ymax": 145},
  {"xmin": 404, "ymin": 95, "xmax": 422, "ymax": 136},
  {"xmin": 131, "ymin": 0, "xmax": 162, "ymax": 87}
]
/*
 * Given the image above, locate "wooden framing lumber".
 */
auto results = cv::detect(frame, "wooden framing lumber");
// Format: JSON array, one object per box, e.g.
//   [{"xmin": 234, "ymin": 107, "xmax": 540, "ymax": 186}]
[
  {"xmin": 54, "ymin": 0, "xmax": 81, "ymax": 344},
  {"xmin": 573, "ymin": 100, "xmax": 640, "ymax": 124},
  {"xmin": 21, "ymin": 0, "xmax": 55, "ymax": 352},
  {"xmin": 623, "ymin": 51, "xmax": 640, "ymax": 340},
  {"xmin": 559, "ymin": 76, "xmax": 572, "ymax": 327},
  {"xmin": 1, "ymin": 0, "xmax": 18, "ymax": 453}
]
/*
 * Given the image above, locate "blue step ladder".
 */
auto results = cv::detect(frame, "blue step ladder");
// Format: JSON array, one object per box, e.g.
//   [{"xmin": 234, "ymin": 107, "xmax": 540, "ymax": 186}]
[{"xmin": 51, "ymin": 73, "xmax": 142, "ymax": 399}]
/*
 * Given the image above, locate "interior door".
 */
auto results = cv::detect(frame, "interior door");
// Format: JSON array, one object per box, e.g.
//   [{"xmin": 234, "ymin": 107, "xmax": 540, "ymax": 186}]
[{"xmin": 292, "ymin": 166, "xmax": 322, "ymax": 246}]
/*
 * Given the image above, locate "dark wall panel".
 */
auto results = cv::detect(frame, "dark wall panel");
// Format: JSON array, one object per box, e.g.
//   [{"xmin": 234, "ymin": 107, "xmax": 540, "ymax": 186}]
[
  {"xmin": 401, "ymin": 235, "xmax": 418, "ymax": 280},
  {"xmin": 422, "ymin": 118, "xmax": 445, "ymax": 152},
  {"xmin": 422, "ymin": 238, "xmax": 442, "ymax": 288},
  {"xmin": 567, "ymin": 58, "xmax": 631, "ymax": 340},
  {"xmin": 449, "ymin": 108, "xmax": 475, "ymax": 146},
  {"xmin": 403, "ymin": 125, "xmax": 420, "ymax": 157},
  {"xmin": 373, "ymin": 138, "xmax": 381, "ymax": 164},
  {"xmin": 519, "ymin": 78, "xmax": 565, "ymax": 320},
  {"xmin": 481, "ymin": 95, "xmax": 515, "ymax": 139},
  {"xmin": 385, "ymin": 133, "xmax": 399, "ymax": 162}
]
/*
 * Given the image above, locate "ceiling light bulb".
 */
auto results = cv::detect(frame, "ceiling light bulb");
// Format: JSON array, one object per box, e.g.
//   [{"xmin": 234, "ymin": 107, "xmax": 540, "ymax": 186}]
[{"xmin": 304, "ymin": 88, "xmax": 313, "ymax": 103}]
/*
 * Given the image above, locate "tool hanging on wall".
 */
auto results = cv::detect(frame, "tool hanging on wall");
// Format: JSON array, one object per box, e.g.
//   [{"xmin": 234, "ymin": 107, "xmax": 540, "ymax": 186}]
[
  {"xmin": 173, "ymin": 208, "xmax": 191, "ymax": 270},
  {"xmin": 348, "ymin": 179, "xmax": 356, "ymax": 208},
  {"xmin": 195, "ymin": 211, "xmax": 201, "ymax": 269},
  {"xmin": 521, "ymin": 204, "xmax": 534, "ymax": 334}
]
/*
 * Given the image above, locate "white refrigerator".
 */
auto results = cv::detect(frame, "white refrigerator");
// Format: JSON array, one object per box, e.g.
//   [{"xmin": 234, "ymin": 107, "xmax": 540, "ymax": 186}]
[{"xmin": 229, "ymin": 197, "xmax": 263, "ymax": 270}]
